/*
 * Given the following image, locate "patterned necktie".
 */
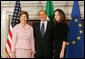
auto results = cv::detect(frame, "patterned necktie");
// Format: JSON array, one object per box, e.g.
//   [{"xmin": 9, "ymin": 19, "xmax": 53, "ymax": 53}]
[{"xmin": 41, "ymin": 23, "xmax": 44, "ymax": 37}]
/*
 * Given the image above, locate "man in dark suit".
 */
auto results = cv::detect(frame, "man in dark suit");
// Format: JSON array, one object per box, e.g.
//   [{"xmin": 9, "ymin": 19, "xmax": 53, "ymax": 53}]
[{"xmin": 33, "ymin": 10, "xmax": 53, "ymax": 58}]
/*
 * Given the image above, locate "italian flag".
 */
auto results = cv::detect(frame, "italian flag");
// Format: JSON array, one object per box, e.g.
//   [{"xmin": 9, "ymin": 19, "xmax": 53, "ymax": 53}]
[{"xmin": 45, "ymin": 1, "xmax": 54, "ymax": 23}]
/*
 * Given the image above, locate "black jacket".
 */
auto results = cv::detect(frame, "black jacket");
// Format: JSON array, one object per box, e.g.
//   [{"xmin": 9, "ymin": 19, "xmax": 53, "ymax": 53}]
[
  {"xmin": 53, "ymin": 22, "xmax": 69, "ymax": 58},
  {"xmin": 33, "ymin": 21, "xmax": 53, "ymax": 58}
]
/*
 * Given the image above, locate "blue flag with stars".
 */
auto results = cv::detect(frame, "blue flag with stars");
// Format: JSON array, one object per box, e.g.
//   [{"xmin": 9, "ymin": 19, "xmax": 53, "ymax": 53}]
[{"xmin": 65, "ymin": 1, "xmax": 84, "ymax": 58}]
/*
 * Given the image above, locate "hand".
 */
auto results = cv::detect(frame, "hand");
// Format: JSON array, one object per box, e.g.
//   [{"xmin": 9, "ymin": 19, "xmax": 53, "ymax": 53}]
[
  {"xmin": 60, "ymin": 51, "xmax": 64, "ymax": 58},
  {"xmin": 53, "ymin": 49, "xmax": 55, "ymax": 58},
  {"xmin": 12, "ymin": 52, "xmax": 16, "ymax": 58},
  {"xmin": 53, "ymin": 55, "xmax": 54, "ymax": 58},
  {"xmin": 31, "ymin": 53, "xmax": 35, "ymax": 58},
  {"xmin": 53, "ymin": 49, "xmax": 55, "ymax": 53}
]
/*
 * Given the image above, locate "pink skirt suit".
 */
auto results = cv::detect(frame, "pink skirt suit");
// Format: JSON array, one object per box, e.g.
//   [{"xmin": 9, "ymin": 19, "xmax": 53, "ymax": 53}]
[{"xmin": 11, "ymin": 24, "xmax": 35, "ymax": 58}]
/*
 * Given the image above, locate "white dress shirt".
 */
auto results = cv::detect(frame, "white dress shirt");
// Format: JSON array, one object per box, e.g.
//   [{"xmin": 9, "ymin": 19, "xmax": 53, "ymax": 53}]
[{"xmin": 40, "ymin": 20, "xmax": 48, "ymax": 33}]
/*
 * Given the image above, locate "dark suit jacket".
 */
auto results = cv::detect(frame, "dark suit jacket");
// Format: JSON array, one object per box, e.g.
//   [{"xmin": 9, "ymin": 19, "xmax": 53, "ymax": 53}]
[{"xmin": 33, "ymin": 21, "xmax": 53, "ymax": 58}]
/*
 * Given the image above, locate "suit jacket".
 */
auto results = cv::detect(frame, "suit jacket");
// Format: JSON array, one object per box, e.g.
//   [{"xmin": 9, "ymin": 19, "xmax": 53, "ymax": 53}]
[
  {"xmin": 11, "ymin": 24, "xmax": 35, "ymax": 53},
  {"xmin": 33, "ymin": 21, "xmax": 53, "ymax": 58}
]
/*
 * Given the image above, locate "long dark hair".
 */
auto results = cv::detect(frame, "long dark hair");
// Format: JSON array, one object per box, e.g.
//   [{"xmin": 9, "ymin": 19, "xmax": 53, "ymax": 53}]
[{"xmin": 54, "ymin": 9, "xmax": 66, "ymax": 24}]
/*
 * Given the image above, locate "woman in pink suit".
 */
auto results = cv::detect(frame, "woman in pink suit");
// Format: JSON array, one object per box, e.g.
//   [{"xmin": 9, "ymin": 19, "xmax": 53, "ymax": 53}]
[{"xmin": 11, "ymin": 11, "xmax": 35, "ymax": 58}]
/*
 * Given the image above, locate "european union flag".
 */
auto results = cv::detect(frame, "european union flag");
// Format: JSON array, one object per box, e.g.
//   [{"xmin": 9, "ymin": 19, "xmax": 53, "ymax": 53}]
[{"xmin": 65, "ymin": 1, "xmax": 84, "ymax": 58}]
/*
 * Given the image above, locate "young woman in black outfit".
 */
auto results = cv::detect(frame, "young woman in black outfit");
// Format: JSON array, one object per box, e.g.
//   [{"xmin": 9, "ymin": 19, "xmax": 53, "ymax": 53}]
[{"xmin": 53, "ymin": 9, "xmax": 69, "ymax": 58}]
